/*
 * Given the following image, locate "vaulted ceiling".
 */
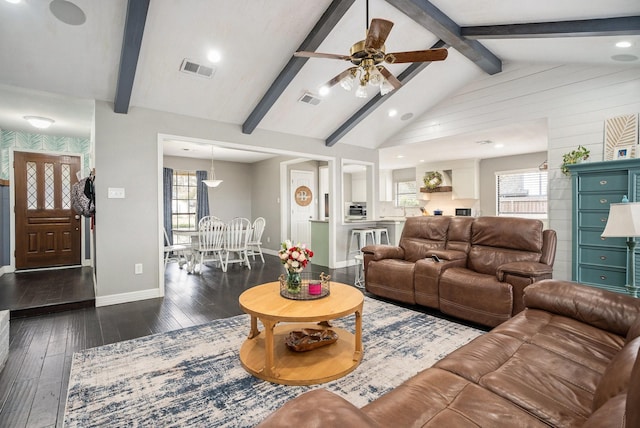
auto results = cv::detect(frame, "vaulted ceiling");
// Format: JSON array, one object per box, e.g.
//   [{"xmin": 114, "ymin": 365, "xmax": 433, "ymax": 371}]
[{"xmin": 1, "ymin": 0, "xmax": 638, "ymax": 166}]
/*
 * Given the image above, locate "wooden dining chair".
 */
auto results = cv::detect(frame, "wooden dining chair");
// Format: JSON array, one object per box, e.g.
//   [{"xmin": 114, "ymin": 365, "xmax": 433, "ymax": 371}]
[
  {"xmin": 224, "ymin": 217, "xmax": 252, "ymax": 270},
  {"xmin": 163, "ymin": 227, "xmax": 188, "ymax": 269},
  {"xmin": 247, "ymin": 217, "xmax": 266, "ymax": 263},
  {"xmin": 196, "ymin": 216, "xmax": 226, "ymax": 273}
]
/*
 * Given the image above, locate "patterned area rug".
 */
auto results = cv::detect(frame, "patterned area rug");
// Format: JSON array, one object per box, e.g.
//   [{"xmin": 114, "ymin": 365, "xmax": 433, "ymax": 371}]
[{"xmin": 64, "ymin": 297, "xmax": 483, "ymax": 427}]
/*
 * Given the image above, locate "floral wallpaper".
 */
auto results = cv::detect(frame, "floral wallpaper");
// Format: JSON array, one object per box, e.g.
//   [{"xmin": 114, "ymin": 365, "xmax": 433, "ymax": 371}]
[{"xmin": 0, "ymin": 129, "xmax": 91, "ymax": 180}]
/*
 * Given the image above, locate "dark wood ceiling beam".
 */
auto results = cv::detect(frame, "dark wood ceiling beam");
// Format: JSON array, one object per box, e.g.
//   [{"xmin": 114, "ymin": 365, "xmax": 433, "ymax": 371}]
[
  {"xmin": 461, "ymin": 16, "xmax": 640, "ymax": 39},
  {"xmin": 326, "ymin": 41, "xmax": 447, "ymax": 147},
  {"xmin": 114, "ymin": 0, "xmax": 150, "ymax": 114},
  {"xmin": 384, "ymin": 0, "xmax": 501, "ymax": 75},
  {"xmin": 242, "ymin": 0, "xmax": 355, "ymax": 135}
]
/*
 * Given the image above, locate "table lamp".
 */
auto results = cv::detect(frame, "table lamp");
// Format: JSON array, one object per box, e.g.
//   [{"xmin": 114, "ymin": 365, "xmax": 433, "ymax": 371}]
[{"xmin": 601, "ymin": 201, "xmax": 640, "ymax": 297}]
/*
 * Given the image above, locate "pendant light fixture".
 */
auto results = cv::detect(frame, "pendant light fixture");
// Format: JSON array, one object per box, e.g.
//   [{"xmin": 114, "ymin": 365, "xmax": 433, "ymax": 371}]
[{"xmin": 203, "ymin": 146, "xmax": 223, "ymax": 188}]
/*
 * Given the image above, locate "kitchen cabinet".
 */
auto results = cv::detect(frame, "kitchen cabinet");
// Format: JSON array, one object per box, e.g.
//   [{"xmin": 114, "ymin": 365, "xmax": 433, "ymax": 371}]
[
  {"xmin": 568, "ymin": 158, "xmax": 640, "ymax": 296},
  {"xmin": 351, "ymin": 171, "xmax": 367, "ymax": 202},
  {"xmin": 452, "ymin": 160, "xmax": 479, "ymax": 200},
  {"xmin": 379, "ymin": 169, "xmax": 393, "ymax": 202}
]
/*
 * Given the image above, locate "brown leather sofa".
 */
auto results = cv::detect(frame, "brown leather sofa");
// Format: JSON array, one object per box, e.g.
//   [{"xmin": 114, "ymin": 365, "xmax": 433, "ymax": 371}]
[
  {"xmin": 258, "ymin": 280, "xmax": 640, "ymax": 427},
  {"xmin": 362, "ymin": 216, "xmax": 557, "ymax": 327}
]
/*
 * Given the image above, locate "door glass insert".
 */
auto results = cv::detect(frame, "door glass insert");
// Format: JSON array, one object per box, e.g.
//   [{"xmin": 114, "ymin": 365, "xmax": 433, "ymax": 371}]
[
  {"xmin": 44, "ymin": 162, "xmax": 55, "ymax": 209},
  {"xmin": 27, "ymin": 161, "xmax": 38, "ymax": 209},
  {"xmin": 61, "ymin": 164, "xmax": 71, "ymax": 209}
]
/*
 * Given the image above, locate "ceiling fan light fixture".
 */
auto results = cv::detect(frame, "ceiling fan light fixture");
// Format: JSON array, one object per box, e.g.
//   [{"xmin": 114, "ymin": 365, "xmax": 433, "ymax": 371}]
[
  {"xmin": 340, "ymin": 73, "xmax": 356, "ymax": 91},
  {"xmin": 355, "ymin": 84, "xmax": 368, "ymax": 98},
  {"xmin": 379, "ymin": 79, "xmax": 394, "ymax": 96},
  {"xmin": 368, "ymin": 67, "xmax": 383, "ymax": 86}
]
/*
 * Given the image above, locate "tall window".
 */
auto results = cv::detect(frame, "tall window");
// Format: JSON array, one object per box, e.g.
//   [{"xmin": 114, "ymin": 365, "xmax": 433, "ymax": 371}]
[
  {"xmin": 172, "ymin": 170, "xmax": 198, "ymax": 233},
  {"xmin": 396, "ymin": 180, "xmax": 419, "ymax": 207},
  {"xmin": 496, "ymin": 169, "xmax": 548, "ymax": 218}
]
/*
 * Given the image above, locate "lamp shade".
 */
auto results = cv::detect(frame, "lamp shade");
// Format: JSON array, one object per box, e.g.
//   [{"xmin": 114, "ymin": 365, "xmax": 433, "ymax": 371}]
[
  {"xmin": 601, "ymin": 202, "xmax": 640, "ymax": 237},
  {"xmin": 203, "ymin": 179, "xmax": 222, "ymax": 188}
]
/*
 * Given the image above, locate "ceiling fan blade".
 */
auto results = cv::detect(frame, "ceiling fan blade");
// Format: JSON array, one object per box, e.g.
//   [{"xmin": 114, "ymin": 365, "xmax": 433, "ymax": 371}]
[
  {"xmin": 384, "ymin": 48, "xmax": 448, "ymax": 64},
  {"xmin": 294, "ymin": 51, "xmax": 351, "ymax": 61},
  {"xmin": 364, "ymin": 18, "xmax": 394, "ymax": 51},
  {"xmin": 325, "ymin": 68, "xmax": 357, "ymax": 88},
  {"xmin": 379, "ymin": 67, "xmax": 402, "ymax": 90}
]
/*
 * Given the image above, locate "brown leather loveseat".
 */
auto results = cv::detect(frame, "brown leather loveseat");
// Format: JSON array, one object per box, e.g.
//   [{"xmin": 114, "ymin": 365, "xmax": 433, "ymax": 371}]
[
  {"xmin": 362, "ymin": 216, "xmax": 557, "ymax": 327},
  {"xmin": 258, "ymin": 280, "xmax": 640, "ymax": 427}
]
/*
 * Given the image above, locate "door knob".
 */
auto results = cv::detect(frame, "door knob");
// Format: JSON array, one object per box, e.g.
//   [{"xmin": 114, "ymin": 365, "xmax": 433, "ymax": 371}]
[{"xmin": 75, "ymin": 215, "xmax": 81, "ymax": 220}]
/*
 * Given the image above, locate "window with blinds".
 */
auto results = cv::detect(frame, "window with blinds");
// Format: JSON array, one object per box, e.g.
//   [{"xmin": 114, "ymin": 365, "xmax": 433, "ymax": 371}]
[
  {"xmin": 496, "ymin": 169, "xmax": 548, "ymax": 218},
  {"xmin": 172, "ymin": 170, "xmax": 198, "ymax": 239},
  {"xmin": 396, "ymin": 180, "xmax": 419, "ymax": 207}
]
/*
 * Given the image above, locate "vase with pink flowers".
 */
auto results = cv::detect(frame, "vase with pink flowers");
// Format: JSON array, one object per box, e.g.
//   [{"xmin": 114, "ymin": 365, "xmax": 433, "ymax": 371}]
[{"xmin": 278, "ymin": 240, "xmax": 314, "ymax": 294}]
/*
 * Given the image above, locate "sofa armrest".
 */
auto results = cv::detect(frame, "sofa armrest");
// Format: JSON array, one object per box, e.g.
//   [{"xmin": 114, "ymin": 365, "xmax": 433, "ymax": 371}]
[
  {"xmin": 361, "ymin": 245, "xmax": 404, "ymax": 261},
  {"xmin": 524, "ymin": 280, "xmax": 640, "ymax": 337},
  {"xmin": 429, "ymin": 249, "xmax": 467, "ymax": 261},
  {"xmin": 496, "ymin": 261, "xmax": 552, "ymax": 282},
  {"xmin": 257, "ymin": 389, "xmax": 380, "ymax": 428}
]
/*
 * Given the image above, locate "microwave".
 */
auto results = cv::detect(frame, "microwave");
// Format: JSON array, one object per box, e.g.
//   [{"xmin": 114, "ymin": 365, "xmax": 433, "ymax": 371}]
[{"xmin": 455, "ymin": 208, "xmax": 472, "ymax": 216}]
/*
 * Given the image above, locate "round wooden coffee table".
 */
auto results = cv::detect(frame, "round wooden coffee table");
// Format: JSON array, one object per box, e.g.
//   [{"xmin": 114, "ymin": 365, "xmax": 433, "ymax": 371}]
[{"xmin": 238, "ymin": 281, "xmax": 364, "ymax": 385}]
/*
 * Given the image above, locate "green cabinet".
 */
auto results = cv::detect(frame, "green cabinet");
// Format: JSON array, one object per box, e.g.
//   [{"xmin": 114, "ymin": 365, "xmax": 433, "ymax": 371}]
[{"xmin": 569, "ymin": 159, "xmax": 640, "ymax": 296}]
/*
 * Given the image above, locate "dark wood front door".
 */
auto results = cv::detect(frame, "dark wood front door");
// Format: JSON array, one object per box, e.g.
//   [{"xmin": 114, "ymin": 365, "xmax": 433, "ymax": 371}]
[{"xmin": 14, "ymin": 152, "xmax": 82, "ymax": 269}]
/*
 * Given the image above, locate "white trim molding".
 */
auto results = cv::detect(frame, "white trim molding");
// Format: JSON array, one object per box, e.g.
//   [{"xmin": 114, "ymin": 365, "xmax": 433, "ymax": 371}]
[{"xmin": 95, "ymin": 288, "xmax": 162, "ymax": 307}]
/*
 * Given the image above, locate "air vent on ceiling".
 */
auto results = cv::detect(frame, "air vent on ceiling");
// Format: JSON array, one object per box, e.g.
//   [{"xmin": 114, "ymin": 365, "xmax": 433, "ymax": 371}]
[
  {"xmin": 298, "ymin": 92, "xmax": 321, "ymax": 106},
  {"xmin": 179, "ymin": 59, "xmax": 215, "ymax": 79}
]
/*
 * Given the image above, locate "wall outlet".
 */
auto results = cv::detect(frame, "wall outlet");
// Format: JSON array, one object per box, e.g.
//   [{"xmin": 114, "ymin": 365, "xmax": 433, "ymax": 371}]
[
  {"xmin": 108, "ymin": 187, "xmax": 125, "ymax": 199},
  {"xmin": 267, "ymin": 236, "xmax": 271, "ymax": 243},
  {"xmin": 134, "ymin": 263, "xmax": 143, "ymax": 274}
]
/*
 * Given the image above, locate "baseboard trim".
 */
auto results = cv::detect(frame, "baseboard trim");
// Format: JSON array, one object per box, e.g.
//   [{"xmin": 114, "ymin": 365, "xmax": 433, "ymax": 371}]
[
  {"xmin": 0, "ymin": 266, "xmax": 14, "ymax": 277},
  {"xmin": 96, "ymin": 288, "xmax": 162, "ymax": 307}
]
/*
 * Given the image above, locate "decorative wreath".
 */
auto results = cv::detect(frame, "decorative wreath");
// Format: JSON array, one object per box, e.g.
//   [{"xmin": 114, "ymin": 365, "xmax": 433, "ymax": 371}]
[{"xmin": 423, "ymin": 171, "xmax": 443, "ymax": 190}]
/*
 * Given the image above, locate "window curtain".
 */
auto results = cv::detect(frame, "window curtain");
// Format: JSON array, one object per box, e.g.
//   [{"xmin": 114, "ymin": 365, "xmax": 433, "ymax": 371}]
[
  {"xmin": 163, "ymin": 167, "xmax": 173, "ymax": 245},
  {"xmin": 196, "ymin": 170, "xmax": 210, "ymax": 222}
]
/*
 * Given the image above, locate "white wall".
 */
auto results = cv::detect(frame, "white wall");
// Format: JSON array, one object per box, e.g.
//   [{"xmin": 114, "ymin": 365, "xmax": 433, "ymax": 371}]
[
  {"xmin": 94, "ymin": 102, "xmax": 377, "ymax": 304},
  {"xmin": 390, "ymin": 63, "xmax": 640, "ymax": 281}
]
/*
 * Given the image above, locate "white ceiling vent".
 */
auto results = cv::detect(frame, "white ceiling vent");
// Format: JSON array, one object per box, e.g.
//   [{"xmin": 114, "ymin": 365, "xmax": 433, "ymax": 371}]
[
  {"xmin": 298, "ymin": 92, "xmax": 321, "ymax": 106},
  {"xmin": 179, "ymin": 59, "xmax": 215, "ymax": 79}
]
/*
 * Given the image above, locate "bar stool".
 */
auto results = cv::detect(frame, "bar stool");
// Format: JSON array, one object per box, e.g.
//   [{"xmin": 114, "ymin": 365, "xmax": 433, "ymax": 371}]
[
  {"xmin": 348, "ymin": 228, "xmax": 375, "ymax": 258},
  {"xmin": 354, "ymin": 254, "xmax": 364, "ymax": 288},
  {"xmin": 369, "ymin": 227, "xmax": 390, "ymax": 245}
]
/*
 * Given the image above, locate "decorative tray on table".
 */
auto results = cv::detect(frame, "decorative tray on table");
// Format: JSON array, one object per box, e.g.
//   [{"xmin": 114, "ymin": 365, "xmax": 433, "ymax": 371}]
[
  {"xmin": 279, "ymin": 272, "xmax": 331, "ymax": 300},
  {"xmin": 285, "ymin": 328, "xmax": 338, "ymax": 352}
]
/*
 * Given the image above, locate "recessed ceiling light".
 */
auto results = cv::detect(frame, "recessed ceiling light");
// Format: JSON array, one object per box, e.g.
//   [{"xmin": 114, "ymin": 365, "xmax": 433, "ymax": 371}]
[
  {"xmin": 5, "ymin": 0, "xmax": 22, "ymax": 4},
  {"xmin": 476, "ymin": 140, "xmax": 493, "ymax": 145},
  {"xmin": 616, "ymin": 41, "xmax": 633, "ymax": 48},
  {"xmin": 207, "ymin": 49, "xmax": 222, "ymax": 63},
  {"xmin": 396, "ymin": 155, "xmax": 404, "ymax": 159},
  {"xmin": 49, "ymin": 0, "xmax": 86, "ymax": 26},
  {"xmin": 400, "ymin": 113, "xmax": 414, "ymax": 121},
  {"xmin": 388, "ymin": 109, "xmax": 398, "ymax": 117},
  {"xmin": 611, "ymin": 54, "xmax": 638, "ymax": 62},
  {"xmin": 494, "ymin": 143, "xmax": 505, "ymax": 149},
  {"xmin": 419, "ymin": 160, "xmax": 425, "ymax": 163},
  {"xmin": 318, "ymin": 85, "xmax": 330, "ymax": 96},
  {"xmin": 24, "ymin": 116, "xmax": 55, "ymax": 129}
]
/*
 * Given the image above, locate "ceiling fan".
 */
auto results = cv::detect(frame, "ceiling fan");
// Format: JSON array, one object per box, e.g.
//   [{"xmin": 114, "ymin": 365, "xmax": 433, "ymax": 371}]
[{"xmin": 294, "ymin": 2, "xmax": 448, "ymax": 98}]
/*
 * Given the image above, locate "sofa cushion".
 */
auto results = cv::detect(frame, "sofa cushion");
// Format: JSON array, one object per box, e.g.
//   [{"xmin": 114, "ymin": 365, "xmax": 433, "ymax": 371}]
[
  {"xmin": 439, "ymin": 268, "xmax": 513, "ymax": 327},
  {"xmin": 582, "ymin": 393, "xmax": 626, "ymax": 428},
  {"xmin": 399, "ymin": 216, "xmax": 450, "ymax": 262},
  {"xmin": 444, "ymin": 216, "xmax": 473, "ymax": 253},
  {"xmin": 471, "ymin": 216, "xmax": 543, "ymax": 252},
  {"xmin": 256, "ymin": 389, "xmax": 380, "ymax": 428},
  {"xmin": 592, "ymin": 336, "xmax": 640, "ymax": 411},
  {"xmin": 524, "ymin": 280, "xmax": 640, "ymax": 337},
  {"xmin": 365, "ymin": 259, "xmax": 416, "ymax": 304},
  {"xmin": 362, "ymin": 368, "xmax": 548, "ymax": 428}
]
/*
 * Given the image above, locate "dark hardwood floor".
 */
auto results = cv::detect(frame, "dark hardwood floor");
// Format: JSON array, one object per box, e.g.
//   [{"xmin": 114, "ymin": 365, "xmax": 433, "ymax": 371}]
[
  {"xmin": 0, "ymin": 255, "xmax": 359, "ymax": 427},
  {"xmin": 0, "ymin": 267, "xmax": 96, "ymax": 318}
]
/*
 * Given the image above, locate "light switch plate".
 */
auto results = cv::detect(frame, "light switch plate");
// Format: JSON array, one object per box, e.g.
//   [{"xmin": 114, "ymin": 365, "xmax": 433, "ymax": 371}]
[{"xmin": 108, "ymin": 187, "xmax": 125, "ymax": 199}]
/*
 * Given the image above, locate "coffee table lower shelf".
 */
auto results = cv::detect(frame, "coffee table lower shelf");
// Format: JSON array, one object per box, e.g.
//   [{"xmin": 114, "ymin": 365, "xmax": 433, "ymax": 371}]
[{"xmin": 239, "ymin": 323, "xmax": 362, "ymax": 386}]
